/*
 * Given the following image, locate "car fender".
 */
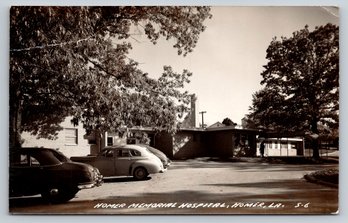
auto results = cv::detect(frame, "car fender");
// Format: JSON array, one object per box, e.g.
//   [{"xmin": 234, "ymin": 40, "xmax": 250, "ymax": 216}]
[{"xmin": 130, "ymin": 160, "xmax": 161, "ymax": 175}]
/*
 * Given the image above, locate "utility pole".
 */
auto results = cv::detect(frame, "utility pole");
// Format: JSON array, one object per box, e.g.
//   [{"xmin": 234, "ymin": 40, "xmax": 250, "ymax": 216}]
[{"xmin": 199, "ymin": 111, "xmax": 207, "ymax": 129}]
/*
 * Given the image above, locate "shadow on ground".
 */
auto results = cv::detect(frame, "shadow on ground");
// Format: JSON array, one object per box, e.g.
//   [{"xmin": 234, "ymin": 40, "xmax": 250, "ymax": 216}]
[
  {"xmin": 170, "ymin": 160, "xmax": 336, "ymax": 173},
  {"xmin": 9, "ymin": 178, "xmax": 338, "ymax": 214},
  {"xmin": 103, "ymin": 176, "xmax": 152, "ymax": 183},
  {"xmin": 177, "ymin": 156, "xmax": 338, "ymax": 164},
  {"xmin": 9, "ymin": 196, "xmax": 46, "ymax": 208}
]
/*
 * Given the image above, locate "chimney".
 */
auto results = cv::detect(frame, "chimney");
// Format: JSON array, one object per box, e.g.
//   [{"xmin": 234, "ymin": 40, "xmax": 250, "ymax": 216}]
[{"xmin": 181, "ymin": 94, "xmax": 197, "ymax": 128}]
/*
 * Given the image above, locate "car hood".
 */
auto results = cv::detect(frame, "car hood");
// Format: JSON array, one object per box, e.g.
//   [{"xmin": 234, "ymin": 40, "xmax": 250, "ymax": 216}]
[{"xmin": 59, "ymin": 161, "xmax": 96, "ymax": 172}]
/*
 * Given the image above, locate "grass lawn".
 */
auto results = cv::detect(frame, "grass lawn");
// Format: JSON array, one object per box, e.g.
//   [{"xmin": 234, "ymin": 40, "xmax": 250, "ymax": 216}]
[{"xmin": 305, "ymin": 168, "xmax": 338, "ymax": 187}]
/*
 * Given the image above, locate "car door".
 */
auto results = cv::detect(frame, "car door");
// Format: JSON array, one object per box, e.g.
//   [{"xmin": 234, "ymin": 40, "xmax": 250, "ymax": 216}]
[
  {"xmin": 94, "ymin": 149, "xmax": 116, "ymax": 177},
  {"xmin": 114, "ymin": 148, "xmax": 133, "ymax": 176},
  {"xmin": 10, "ymin": 153, "xmax": 44, "ymax": 196}
]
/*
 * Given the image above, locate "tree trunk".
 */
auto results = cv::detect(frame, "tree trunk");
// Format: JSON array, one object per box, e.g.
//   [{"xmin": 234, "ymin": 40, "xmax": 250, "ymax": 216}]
[
  {"xmin": 312, "ymin": 138, "xmax": 320, "ymax": 159},
  {"xmin": 9, "ymin": 99, "xmax": 23, "ymax": 149},
  {"xmin": 311, "ymin": 118, "xmax": 320, "ymax": 159}
]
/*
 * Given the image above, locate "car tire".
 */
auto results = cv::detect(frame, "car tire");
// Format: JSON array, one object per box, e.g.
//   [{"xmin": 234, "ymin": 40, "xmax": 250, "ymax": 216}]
[
  {"xmin": 41, "ymin": 186, "xmax": 79, "ymax": 203},
  {"xmin": 133, "ymin": 167, "xmax": 148, "ymax": 181}
]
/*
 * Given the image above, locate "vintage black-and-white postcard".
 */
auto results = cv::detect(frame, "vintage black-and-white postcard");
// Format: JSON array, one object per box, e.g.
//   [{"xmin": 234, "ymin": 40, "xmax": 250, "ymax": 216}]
[{"xmin": 8, "ymin": 4, "xmax": 339, "ymax": 216}]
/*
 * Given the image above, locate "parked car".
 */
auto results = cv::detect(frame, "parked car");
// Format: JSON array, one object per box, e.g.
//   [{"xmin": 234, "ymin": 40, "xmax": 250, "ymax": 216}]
[
  {"xmin": 70, "ymin": 144, "xmax": 165, "ymax": 180},
  {"xmin": 139, "ymin": 144, "xmax": 171, "ymax": 168},
  {"xmin": 9, "ymin": 147, "xmax": 103, "ymax": 203}
]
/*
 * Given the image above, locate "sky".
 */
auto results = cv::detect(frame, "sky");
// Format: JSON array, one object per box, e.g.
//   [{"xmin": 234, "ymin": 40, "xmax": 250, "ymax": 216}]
[{"xmin": 128, "ymin": 6, "xmax": 339, "ymax": 126}]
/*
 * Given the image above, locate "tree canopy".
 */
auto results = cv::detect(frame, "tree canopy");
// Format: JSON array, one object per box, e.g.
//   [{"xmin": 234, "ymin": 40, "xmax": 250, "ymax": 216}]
[
  {"xmin": 10, "ymin": 6, "xmax": 212, "ymax": 147},
  {"xmin": 247, "ymin": 23, "xmax": 339, "ymax": 157},
  {"xmin": 222, "ymin": 117, "xmax": 237, "ymax": 126}
]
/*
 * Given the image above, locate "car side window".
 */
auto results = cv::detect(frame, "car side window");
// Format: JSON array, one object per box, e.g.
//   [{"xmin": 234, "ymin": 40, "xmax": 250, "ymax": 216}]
[
  {"xmin": 29, "ymin": 156, "xmax": 40, "ymax": 166},
  {"xmin": 11, "ymin": 150, "xmax": 61, "ymax": 167},
  {"xmin": 130, "ymin": 149, "xmax": 141, "ymax": 157},
  {"xmin": 101, "ymin": 149, "xmax": 114, "ymax": 158},
  {"xmin": 117, "ymin": 149, "xmax": 131, "ymax": 157},
  {"xmin": 16, "ymin": 154, "xmax": 40, "ymax": 167},
  {"xmin": 20, "ymin": 154, "xmax": 28, "ymax": 165}
]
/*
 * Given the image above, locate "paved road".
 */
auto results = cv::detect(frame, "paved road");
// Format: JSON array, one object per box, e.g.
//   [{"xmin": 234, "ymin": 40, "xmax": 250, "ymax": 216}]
[{"xmin": 9, "ymin": 159, "xmax": 338, "ymax": 214}]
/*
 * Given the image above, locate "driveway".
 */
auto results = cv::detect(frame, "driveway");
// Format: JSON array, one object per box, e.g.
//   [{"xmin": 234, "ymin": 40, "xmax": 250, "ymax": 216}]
[{"xmin": 9, "ymin": 159, "xmax": 338, "ymax": 214}]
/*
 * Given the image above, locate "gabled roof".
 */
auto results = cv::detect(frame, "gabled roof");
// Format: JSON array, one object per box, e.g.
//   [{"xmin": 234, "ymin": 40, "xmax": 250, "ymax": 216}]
[{"xmin": 207, "ymin": 122, "xmax": 225, "ymax": 129}]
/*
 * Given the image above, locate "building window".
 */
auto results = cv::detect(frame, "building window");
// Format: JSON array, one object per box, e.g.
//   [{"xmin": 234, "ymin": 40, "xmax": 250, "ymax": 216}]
[
  {"xmin": 290, "ymin": 143, "xmax": 297, "ymax": 150},
  {"xmin": 65, "ymin": 128, "xmax": 78, "ymax": 145},
  {"xmin": 281, "ymin": 142, "xmax": 288, "ymax": 149},
  {"xmin": 107, "ymin": 137, "xmax": 113, "ymax": 146},
  {"xmin": 266, "ymin": 143, "xmax": 272, "ymax": 149},
  {"xmin": 130, "ymin": 149, "xmax": 141, "ymax": 156}
]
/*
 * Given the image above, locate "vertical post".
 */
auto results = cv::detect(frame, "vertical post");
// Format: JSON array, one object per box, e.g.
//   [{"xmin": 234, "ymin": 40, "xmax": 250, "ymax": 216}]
[
  {"xmin": 279, "ymin": 139, "xmax": 281, "ymax": 156},
  {"xmin": 302, "ymin": 137, "xmax": 305, "ymax": 157},
  {"xmin": 266, "ymin": 141, "xmax": 268, "ymax": 157},
  {"xmin": 199, "ymin": 111, "xmax": 206, "ymax": 129},
  {"xmin": 287, "ymin": 138, "xmax": 289, "ymax": 157}
]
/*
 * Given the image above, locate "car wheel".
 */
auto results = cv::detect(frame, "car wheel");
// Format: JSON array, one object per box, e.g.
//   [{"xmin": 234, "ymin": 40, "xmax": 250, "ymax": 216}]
[
  {"xmin": 133, "ymin": 167, "xmax": 148, "ymax": 180},
  {"xmin": 41, "ymin": 186, "xmax": 79, "ymax": 203}
]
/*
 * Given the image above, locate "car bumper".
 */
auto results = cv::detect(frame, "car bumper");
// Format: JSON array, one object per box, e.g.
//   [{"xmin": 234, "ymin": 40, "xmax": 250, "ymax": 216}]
[
  {"xmin": 78, "ymin": 174, "xmax": 103, "ymax": 189},
  {"xmin": 159, "ymin": 168, "xmax": 167, "ymax": 173},
  {"xmin": 78, "ymin": 183, "xmax": 96, "ymax": 190}
]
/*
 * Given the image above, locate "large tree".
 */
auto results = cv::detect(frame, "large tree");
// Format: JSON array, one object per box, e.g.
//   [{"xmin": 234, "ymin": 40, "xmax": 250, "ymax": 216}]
[
  {"xmin": 10, "ymin": 6, "xmax": 212, "ymax": 147},
  {"xmin": 247, "ymin": 23, "xmax": 339, "ymax": 158}
]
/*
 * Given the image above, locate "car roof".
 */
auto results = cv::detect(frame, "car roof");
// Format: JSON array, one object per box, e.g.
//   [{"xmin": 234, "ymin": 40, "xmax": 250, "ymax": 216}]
[
  {"xmin": 104, "ymin": 144, "xmax": 148, "ymax": 151},
  {"xmin": 10, "ymin": 147, "xmax": 57, "ymax": 153},
  {"xmin": 139, "ymin": 144, "xmax": 165, "ymax": 153}
]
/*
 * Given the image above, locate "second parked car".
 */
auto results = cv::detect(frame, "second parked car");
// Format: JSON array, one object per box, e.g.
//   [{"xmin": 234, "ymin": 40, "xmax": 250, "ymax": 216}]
[
  {"xmin": 139, "ymin": 144, "xmax": 171, "ymax": 168},
  {"xmin": 71, "ymin": 144, "xmax": 165, "ymax": 180}
]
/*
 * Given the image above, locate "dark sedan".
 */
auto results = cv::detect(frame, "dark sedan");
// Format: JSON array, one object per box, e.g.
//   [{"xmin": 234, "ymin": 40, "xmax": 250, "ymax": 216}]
[{"xmin": 9, "ymin": 147, "xmax": 103, "ymax": 203}]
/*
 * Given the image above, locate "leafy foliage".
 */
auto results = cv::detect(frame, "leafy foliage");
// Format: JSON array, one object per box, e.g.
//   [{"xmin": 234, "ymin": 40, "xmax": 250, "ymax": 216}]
[
  {"xmin": 222, "ymin": 117, "xmax": 237, "ymax": 126},
  {"xmin": 247, "ymin": 24, "xmax": 339, "ymax": 157},
  {"xmin": 9, "ymin": 6, "xmax": 212, "ymax": 146}
]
